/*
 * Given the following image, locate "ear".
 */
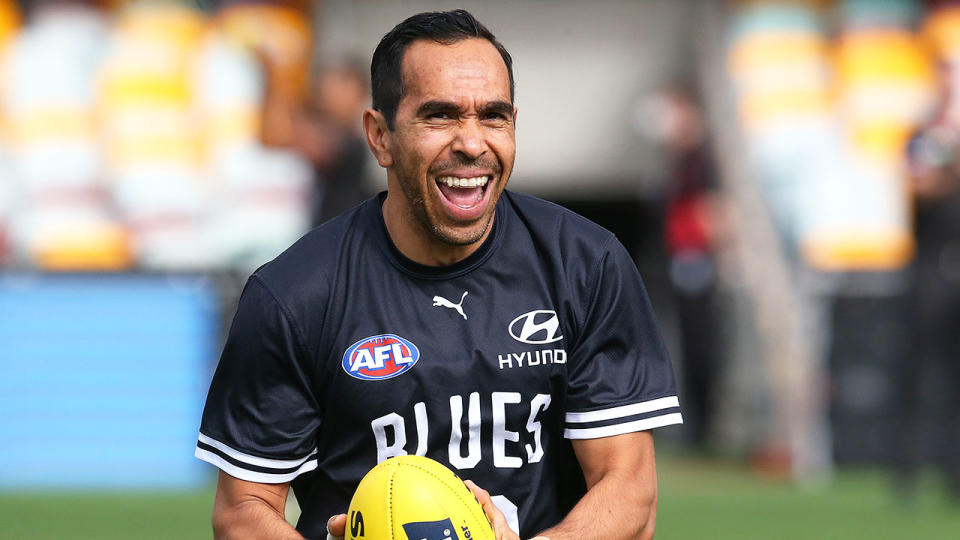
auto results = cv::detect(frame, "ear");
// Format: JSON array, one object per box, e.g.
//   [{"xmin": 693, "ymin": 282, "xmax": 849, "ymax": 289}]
[{"xmin": 363, "ymin": 108, "xmax": 393, "ymax": 168}]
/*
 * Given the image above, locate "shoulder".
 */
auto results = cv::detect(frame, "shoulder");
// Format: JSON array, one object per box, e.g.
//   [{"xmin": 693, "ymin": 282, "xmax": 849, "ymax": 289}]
[
  {"xmin": 251, "ymin": 197, "xmax": 377, "ymax": 311},
  {"xmin": 500, "ymin": 191, "xmax": 639, "ymax": 347},
  {"xmin": 502, "ymin": 190, "xmax": 621, "ymax": 258}
]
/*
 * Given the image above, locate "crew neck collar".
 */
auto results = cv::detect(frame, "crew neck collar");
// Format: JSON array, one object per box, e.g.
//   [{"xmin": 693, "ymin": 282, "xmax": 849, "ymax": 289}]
[{"xmin": 370, "ymin": 191, "xmax": 506, "ymax": 280}]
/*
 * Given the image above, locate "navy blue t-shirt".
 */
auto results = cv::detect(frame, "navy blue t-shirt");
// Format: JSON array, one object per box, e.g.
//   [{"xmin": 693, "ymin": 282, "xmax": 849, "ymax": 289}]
[{"xmin": 196, "ymin": 190, "xmax": 682, "ymax": 539}]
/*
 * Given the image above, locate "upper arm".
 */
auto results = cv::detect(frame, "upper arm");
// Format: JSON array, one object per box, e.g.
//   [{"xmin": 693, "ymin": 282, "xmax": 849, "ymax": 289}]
[
  {"xmin": 563, "ymin": 239, "xmax": 683, "ymax": 439},
  {"xmin": 196, "ymin": 276, "xmax": 322, "ymax": 483},
  {"xmin": 570, "ymin": 431, "xmax": 657, "ymax": 491},
  {"xmin": 566, "ymin": 432, "xmax": 659, "ymax": 540}
]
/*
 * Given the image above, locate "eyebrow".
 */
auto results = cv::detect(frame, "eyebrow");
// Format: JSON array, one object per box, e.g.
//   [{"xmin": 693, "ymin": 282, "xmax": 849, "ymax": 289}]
[
  {"xmin": 415, "ymin": 100, "xmax": 514, "ymax": 118},
  {"xmin": 416, "ymin": 100, "xmax": 460, "ymax": 117},
  {"xmin": 479, "ymin": 101, "xmax": 514, "ymax": 117}
]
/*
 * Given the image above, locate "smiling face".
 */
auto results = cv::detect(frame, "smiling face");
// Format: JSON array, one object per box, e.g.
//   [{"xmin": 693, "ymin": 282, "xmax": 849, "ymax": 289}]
[{"xmin": 365, "ymin": 38, "xmax": 517, "ymax": 266}]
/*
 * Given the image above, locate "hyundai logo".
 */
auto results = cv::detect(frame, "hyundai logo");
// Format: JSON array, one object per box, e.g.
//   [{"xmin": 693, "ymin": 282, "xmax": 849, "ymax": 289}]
[{"xmin": 508, "ymin": 310, "xmax": 563, "ymax": 344}]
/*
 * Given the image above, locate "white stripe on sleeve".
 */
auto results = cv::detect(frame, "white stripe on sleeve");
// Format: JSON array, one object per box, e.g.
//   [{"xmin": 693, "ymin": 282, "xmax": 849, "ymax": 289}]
[
  {"xmin": 564, "ymin": 412, "xmax": 683, "ymax": 439},
  {"xmin": 564, "ymin": 396, "xmax": 680, "ymax": 424},
  {"xmin": 194, "ymin": 446, "xmax": 319, "ymax": 484},
  {"xmin": 198, "ymin": 432, "xmax": 317, "ymax": 469}
]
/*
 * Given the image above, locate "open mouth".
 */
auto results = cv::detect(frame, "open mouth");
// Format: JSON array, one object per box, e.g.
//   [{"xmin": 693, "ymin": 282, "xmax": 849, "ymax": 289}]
[{"xmin": 435, "ymin": 175, "xmax": 491, "ymax": 211}]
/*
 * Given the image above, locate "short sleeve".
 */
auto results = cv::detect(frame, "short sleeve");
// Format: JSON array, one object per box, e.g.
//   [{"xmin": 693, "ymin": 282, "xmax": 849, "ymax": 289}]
[
  {"xmin": 564, "ymin": 238, "xmax": 683, "ymax": 439},
  {"xmin": 195, "ymin": 275, "xmax": 322, "ymax": 483}
]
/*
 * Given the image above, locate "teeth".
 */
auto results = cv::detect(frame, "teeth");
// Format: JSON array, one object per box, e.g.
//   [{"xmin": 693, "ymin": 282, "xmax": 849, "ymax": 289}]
[{"xmin": 436, "ymin": 176, "xmax": 489, "ymax": 188}]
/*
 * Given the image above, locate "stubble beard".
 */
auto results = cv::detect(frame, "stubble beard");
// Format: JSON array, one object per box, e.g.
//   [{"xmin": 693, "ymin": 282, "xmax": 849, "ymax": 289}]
[
  {"xmin": 398, "ymin": 174, "xmax": 494, "ymax": 248},
  {"xmin": 394, "ymin": 156, "xmax": 500, "ymax": 249}
]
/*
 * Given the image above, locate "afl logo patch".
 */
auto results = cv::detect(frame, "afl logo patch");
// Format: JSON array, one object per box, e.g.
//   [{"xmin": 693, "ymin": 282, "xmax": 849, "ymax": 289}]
[{"xmin": 342, "ymin": 334, "xmax": 420, "ymax": 380}]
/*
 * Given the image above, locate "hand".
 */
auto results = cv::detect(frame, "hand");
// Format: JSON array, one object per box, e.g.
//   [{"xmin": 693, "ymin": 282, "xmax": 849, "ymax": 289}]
[
  {"xmin": 326, "ymin": 513, "xmax": 346, "ymax": 540},
  {"xmin": 463, "ymin": 480, "xmax": 520, "ymax": 540}
]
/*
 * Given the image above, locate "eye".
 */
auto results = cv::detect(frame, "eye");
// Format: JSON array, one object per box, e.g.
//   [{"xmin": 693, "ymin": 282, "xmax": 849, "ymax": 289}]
[
  {"xmin": 427, "ymin": 111, "xmax": 453, "ymax": 121},
  {"xmin": 482, "ymin": 111, "xmax": 509, "ymax": 122}
]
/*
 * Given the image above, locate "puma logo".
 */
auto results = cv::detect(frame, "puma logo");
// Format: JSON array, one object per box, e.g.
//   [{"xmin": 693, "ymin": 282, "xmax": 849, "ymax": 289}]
[{"xmin": 433, "ymin": 291, "xmax": 468, "ymax": 320}]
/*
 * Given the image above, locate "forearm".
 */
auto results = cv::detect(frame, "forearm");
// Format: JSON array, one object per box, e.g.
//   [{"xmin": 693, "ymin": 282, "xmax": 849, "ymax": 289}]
[
  {"xmin": 537, "ymin": 469, "xmax": 657, "ymax": 540},
  {"xmin": 212, "ymin": 499, "xmax": 304, "ymax": 540}
]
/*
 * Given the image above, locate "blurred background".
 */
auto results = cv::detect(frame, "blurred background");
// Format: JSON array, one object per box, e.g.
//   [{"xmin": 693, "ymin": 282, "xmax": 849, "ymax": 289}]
[{"xmin": 2, "ymin": 0, "xmax": 960, "ymax": 538}]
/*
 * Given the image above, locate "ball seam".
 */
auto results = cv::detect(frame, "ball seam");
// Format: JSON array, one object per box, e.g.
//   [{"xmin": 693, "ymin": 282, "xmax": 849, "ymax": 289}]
[
  {"xmin": 388, "ymin": 466, "xmax": 396, "ymax": 540},
  {"xmin": 402, "ymin": 462, "xmax": 492, "ymax": 536}
]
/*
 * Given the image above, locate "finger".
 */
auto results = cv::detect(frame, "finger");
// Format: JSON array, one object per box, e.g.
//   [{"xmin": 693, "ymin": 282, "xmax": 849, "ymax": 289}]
[
  {"xmin": 489, "ymin": 510, "xmax": 515, "ymax": 540},
  {"xmin": 327, "ymin": 513, "xmax": 347, "ymax": 538},
  {"xmin": 464, "ymin": 479, "xmax": 489, "ymax": 503},
  {"xmin": 463, "ymin": 480, "xmax": 495, "ymax": 521},
  {"xmin": 464, "ymin": 481, "xmax": 518, "ymax": 540}
]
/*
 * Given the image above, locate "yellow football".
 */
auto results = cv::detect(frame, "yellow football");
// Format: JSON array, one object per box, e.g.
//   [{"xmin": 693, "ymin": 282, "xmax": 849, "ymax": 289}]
[{"xmin": 345, "ymin": 455, "xmax": 495, "ymax": 540}]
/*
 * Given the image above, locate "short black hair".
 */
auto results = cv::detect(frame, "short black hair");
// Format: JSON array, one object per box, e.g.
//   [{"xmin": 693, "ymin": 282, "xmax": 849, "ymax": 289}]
[{"xmin": 371, "ymin": 9, "xmax": 514, "ymax": 130}]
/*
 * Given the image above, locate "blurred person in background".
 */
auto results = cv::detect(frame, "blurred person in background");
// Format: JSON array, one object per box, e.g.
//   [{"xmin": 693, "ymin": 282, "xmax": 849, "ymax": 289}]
[
  {"xmin": 651, "ymin": 84, "xmax": 724, "ymax": 450},
  {"xmin": 898, "ymin": 59, "xmax": 960, "ymax": 502},
  {"xmin": 213, "ymin": 0, "xmax": 312, "ymax": 148},
  {"xmin": 293, "ymin": 60, "xmax": 373, "ymax": 226}
]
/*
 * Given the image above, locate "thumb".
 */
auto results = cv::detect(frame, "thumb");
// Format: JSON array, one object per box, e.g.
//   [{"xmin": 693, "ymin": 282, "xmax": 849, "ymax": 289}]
[{"xmin": 326, "ymin": 513, "xmax": 347, "ymax": 539}]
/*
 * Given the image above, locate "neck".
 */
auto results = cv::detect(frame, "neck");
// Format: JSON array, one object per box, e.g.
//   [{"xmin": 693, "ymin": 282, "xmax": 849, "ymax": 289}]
[{"xmin": 381, "ymin": 192, "xmax": 491, "ymax": 267}]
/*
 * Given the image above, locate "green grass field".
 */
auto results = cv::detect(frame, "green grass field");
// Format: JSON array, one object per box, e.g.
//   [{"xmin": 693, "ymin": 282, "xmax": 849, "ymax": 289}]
[
  {"xmin": 656, "ymin": 459, "xmax": 960, "ymax": 539},
  {"xmin": 2, "ymin": 457, "xmax": 958, "ymax": 539}
]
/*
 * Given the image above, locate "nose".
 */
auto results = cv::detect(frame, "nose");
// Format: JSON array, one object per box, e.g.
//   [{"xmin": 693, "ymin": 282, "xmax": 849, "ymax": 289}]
[{"xmin": 451, "ymin": 118, "xmax": 487, "ymax": 160}]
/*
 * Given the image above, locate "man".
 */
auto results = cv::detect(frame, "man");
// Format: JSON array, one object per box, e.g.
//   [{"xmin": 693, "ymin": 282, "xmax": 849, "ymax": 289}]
[{"xmin": 196, "ymin": 10, "xmax": 682, "ymax": 540}]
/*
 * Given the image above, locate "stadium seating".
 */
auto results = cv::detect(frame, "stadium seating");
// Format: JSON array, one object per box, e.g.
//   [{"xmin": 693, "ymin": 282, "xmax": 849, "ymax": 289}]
[
  {"xmin": 727, "ymin": 0, "xmax": 930, "ymax": 271},
  {"xmin": 0, "ymin": 0, "xmax": 313, "ymax": 273},
  {"xmin": 2, "ymin": 4, "xmax": 131, "ymax": 270}
]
